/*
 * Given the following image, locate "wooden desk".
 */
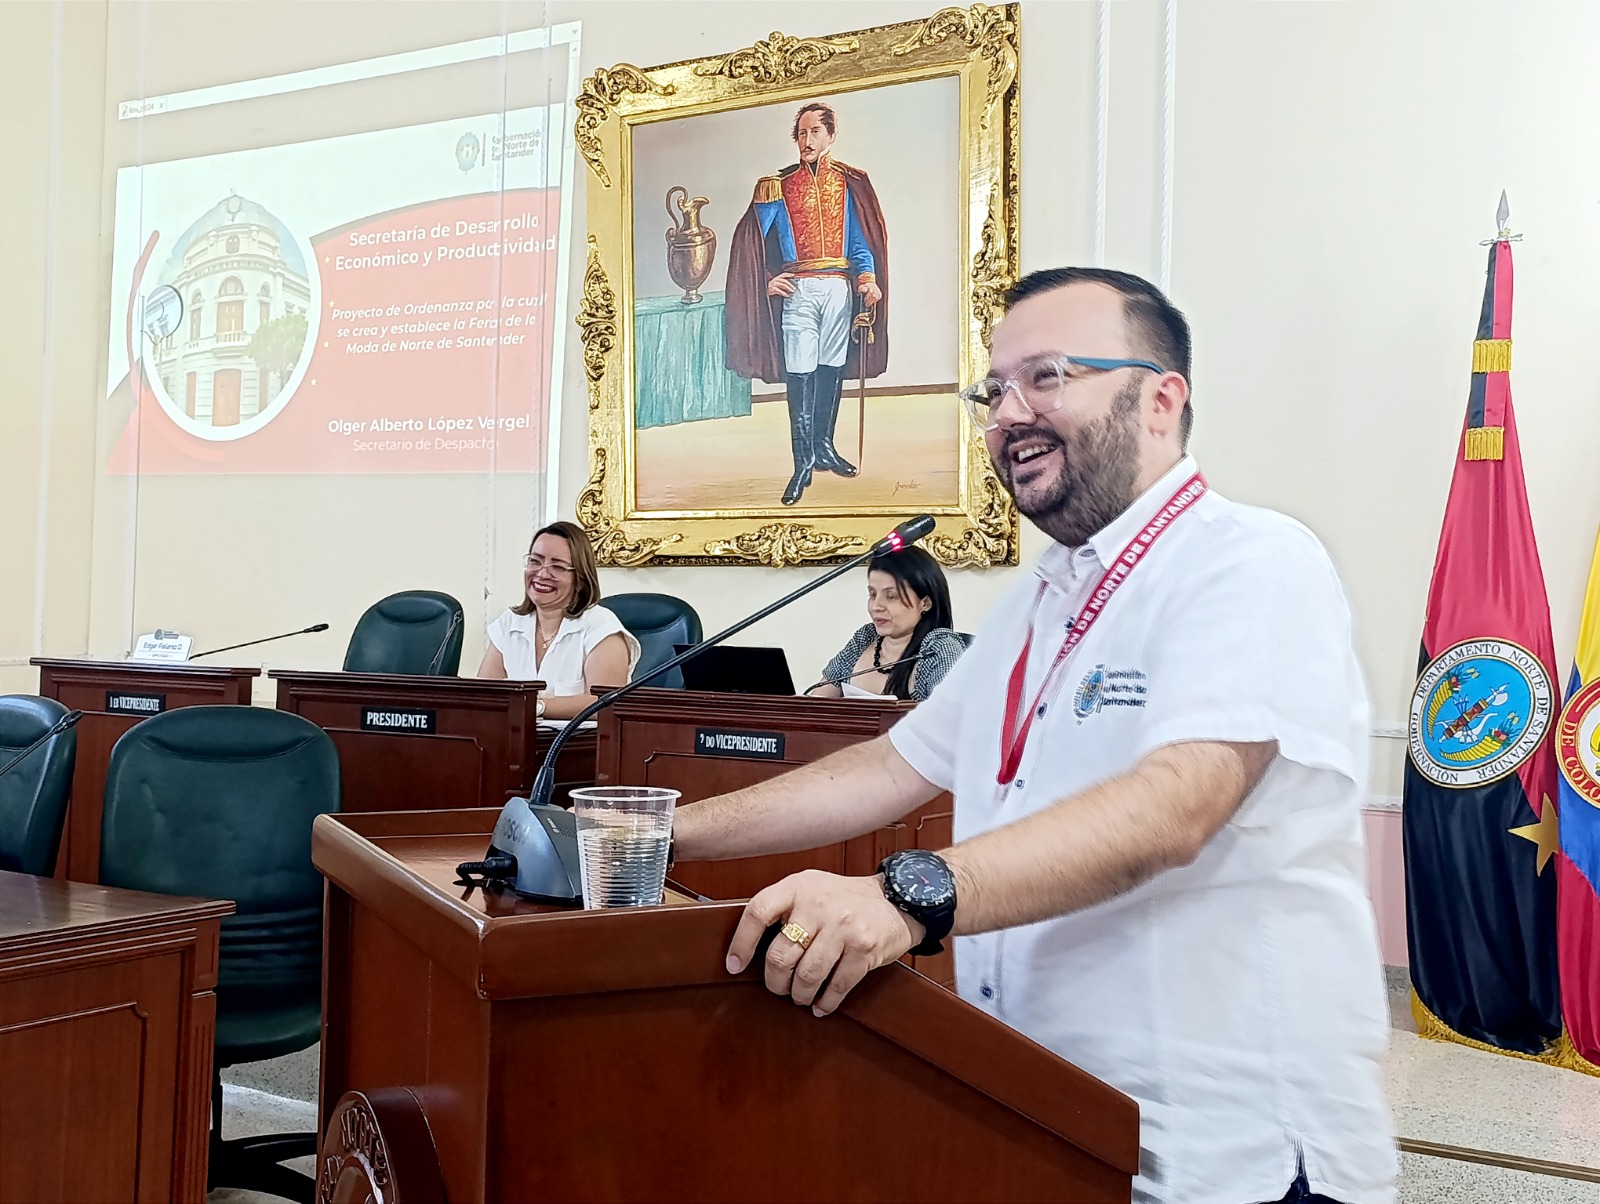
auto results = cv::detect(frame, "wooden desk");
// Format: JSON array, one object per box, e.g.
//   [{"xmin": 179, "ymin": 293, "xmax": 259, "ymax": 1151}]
[
  {"xmin": 270, "ymin": 670, "xmax": 595, "ymax": 811},
  {"xmin": 31, "ymin": 659, "xmax": 259, "ymax": 881},
  {"xmin": 595, "ymin": 688, "xmax": 955, "ymax": 984},
  {"xmin": 0, "ymin": 871, "xmax": 230, "ymax": 1203},
  {"xmin": 312, "ymin": 810, "xmax": 1138, "ymax": 1203}
]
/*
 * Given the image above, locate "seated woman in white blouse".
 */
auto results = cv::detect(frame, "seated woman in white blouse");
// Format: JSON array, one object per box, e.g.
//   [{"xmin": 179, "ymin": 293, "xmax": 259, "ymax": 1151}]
[{"xmin": 476, "ymin": 521, "xmax": 640, "ymax": 718}]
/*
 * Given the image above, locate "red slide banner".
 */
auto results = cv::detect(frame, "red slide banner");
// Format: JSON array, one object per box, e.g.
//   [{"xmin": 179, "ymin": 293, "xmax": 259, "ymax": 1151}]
[{"xmin": 108, "ymin": 188, "xmax": 560, "ymax": 474}]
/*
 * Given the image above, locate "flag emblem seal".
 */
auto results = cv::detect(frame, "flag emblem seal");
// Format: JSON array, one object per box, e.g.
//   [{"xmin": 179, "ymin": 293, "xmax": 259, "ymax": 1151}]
[
  {"xmin": 1557, "ymin": 678, "xmax": 1600, "ymax": 808},
  {"xmin": 1409, "ymin": 639, "xmax": 1555, "ymax": 788}
]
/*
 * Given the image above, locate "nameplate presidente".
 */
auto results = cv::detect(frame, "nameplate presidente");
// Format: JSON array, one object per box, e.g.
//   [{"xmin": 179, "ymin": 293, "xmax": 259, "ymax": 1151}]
[
  {"xmin": 694, "ymin": 727, "xmax": 785, "ymax": 760},
  {"xmin": 360, "ymin": 707, "xmax": 437, "ymax": 734},
  {"xmin": 105, "ymin": 691, "xmax": 167, "ymax": 716}
]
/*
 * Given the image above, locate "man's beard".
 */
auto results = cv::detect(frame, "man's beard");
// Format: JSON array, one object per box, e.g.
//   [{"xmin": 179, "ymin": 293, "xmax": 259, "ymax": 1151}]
[{"xmin": 993, "ymin": 377, "xmax": 1143, "ymax": 547}]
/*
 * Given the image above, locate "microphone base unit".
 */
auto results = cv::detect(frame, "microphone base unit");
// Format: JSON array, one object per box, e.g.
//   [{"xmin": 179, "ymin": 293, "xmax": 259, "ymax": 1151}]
[{"xmin": 455, "ymin": 797, "xmax": 583, "ymax": 905}]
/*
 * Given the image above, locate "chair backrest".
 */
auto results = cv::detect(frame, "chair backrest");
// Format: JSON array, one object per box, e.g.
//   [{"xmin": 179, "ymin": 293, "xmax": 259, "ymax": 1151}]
[
  {"xmin": 604, "ymin": 593, "xmax": 704, "ymax": 690},
  {"xmin": 343, "ymin": 590, "xmax": 464, "ymax": 675},
  {"xmin": 99, "ymin": 707, "xmax": 340, "ymax": 1002},
  {"xmin": 0, "ymin": 695, "xmax": 78, "ymax": 875}
]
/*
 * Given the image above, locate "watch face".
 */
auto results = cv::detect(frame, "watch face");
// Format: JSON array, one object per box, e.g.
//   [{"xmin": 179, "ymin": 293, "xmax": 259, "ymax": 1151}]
[{"xmin": 887, "ymin": 850, "xmax": 955, "ymax": 908}]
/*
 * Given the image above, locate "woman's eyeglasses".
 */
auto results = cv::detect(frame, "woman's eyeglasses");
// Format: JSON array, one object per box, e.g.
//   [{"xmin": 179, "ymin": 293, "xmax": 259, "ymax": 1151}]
[{"xmin": 524, "ymin": 555, "xmax": 574, "ymax": 577}]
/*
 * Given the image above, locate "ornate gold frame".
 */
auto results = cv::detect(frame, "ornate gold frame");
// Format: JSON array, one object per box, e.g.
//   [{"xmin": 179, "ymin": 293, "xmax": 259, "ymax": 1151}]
[{"xmin": 576, "ymin": 5, "xmax": 1020, "ymax": 567}]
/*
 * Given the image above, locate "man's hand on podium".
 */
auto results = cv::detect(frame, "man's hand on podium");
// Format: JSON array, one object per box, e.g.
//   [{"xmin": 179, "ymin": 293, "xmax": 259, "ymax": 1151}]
[{"xmin": 725, "ymin": 869, "xmax": 924, "ymax": 1016}]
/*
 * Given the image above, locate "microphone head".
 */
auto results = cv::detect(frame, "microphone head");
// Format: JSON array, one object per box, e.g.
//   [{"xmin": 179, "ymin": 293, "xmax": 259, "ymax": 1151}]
[
  {"xmin": 880, "ymin": 514, "xmax": 936, "ymax": 553},
  {"xmin": 307, "ymin": 623, "xmax": 331, "ymax": 633}
]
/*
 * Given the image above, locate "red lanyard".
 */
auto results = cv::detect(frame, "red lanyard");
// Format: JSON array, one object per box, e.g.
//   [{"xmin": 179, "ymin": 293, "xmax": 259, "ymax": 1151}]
[{"xmin": 997, "ymin": 472, "xmax": 1207, "ymax": 785}]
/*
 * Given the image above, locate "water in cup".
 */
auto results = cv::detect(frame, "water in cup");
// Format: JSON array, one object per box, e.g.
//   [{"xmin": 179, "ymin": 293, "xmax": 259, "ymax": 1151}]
[{"xmin": 569, "ymin": 786, "xmax": 679, "ymax": 908}]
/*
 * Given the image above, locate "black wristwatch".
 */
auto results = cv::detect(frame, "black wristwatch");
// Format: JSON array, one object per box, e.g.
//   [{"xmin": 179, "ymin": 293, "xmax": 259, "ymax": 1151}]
[{"xmin": 878, "ymin": 850, "xmax": 958, "ymax": 956}]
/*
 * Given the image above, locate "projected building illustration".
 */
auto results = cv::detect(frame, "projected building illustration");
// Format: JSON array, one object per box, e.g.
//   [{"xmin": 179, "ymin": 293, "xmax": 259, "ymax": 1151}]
[{"xmin": 152, "ymin": 191, "xmax": 312, "ymax": 429}]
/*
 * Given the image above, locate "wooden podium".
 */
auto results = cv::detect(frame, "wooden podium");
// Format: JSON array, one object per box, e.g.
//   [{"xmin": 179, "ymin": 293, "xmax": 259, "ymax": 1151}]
[
  {"xmin": 595, "ymin": 688, "xmax": 955, "ymax": 984},
  {"xmin": 312, "ymin": 810, "xmax": 1138, "ymax": 1203},
  {"xmin": 0, "ymin": 870, "xmax": 230, "ymax": 1203},
  {"xmin": 270, "ymin": 670, "xmax": 596, "ymax": 811},
  {"xmin": 31, "ymin": 658, "xmax": 259, "ymax": 881}
]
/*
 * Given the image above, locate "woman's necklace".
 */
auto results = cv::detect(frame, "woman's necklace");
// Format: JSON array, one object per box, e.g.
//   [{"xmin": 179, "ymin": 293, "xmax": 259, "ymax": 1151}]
[
  {"xmin": 535, "ymin": 616, "xmax": 560, "ymax": 658},
  {"xmin": 873, "ymin": 635, "xmax": 910, "ymax": 671}
]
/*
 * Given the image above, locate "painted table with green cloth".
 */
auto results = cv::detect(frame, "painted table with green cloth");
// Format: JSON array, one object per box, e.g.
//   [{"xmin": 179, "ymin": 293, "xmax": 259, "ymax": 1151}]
[{"xmin": 633, "ymin": 292, "xmax": 754, "ymax": 428}]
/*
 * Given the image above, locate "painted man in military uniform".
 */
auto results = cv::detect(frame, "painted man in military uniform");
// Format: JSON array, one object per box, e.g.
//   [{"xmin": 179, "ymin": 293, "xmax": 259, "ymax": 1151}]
[{"xmin": 725, "ymin": 102, "xmax": 890, "ymax": 505}]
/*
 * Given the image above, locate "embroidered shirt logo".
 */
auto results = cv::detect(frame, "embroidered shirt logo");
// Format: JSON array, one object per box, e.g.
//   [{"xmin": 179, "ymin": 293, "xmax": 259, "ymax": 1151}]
[{"xmin": 1073, "ymin": 664, "xmax": 1147, "ymax": 721}]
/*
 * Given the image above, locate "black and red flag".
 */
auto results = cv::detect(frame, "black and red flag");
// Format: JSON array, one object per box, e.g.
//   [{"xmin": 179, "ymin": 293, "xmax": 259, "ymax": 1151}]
[{"xmin": 1402, "ymin": 217, "xmax": 1564, "ymax": 1057}]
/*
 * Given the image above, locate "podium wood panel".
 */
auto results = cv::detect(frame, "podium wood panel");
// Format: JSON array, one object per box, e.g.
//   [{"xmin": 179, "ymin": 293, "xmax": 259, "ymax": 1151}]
[
  {"xmin": 313, "ymin": 810, "xmax": 1138, "ymax": 1203},
  {"xmin": 595, "ymin": 689, "xmax": 955, "ymax": 985},
  {"xmin": 0, "ymin": 870, "xmax": 230, "ymax": 1203},
  {"xmin": 270, "ymin": 670, "xmax": 595, "ymax": 811},
  {"xmin": 31, "ymin": 659, "xmax": 259, "ymax": 881}
]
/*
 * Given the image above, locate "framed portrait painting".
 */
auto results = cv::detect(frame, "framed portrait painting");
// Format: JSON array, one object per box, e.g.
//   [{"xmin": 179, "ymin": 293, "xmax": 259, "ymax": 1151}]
[{"xmin": 575, "ymin": 4, "xmax": 1020, "ymax": 566}]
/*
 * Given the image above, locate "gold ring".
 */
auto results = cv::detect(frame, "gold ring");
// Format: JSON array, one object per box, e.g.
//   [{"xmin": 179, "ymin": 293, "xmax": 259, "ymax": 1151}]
[{"xmin": 780, "ymin": 921, "xmax": 813, "ymax": 950}]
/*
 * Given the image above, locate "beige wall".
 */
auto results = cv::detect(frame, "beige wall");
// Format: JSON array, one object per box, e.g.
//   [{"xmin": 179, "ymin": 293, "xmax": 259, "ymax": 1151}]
[
  {"xmin": 5, "ymin": 0, "xmax": 1600, "ymax": 803},
  {"xmin": 1, "ymin": 0, "xmax": 109, "ymax": 687}
]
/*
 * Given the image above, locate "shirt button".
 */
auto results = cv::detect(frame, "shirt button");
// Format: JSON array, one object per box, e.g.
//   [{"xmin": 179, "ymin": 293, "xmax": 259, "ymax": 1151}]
[{"xmin": 979, "ymin": 982, "xmax": 995, "ymax": 1000}]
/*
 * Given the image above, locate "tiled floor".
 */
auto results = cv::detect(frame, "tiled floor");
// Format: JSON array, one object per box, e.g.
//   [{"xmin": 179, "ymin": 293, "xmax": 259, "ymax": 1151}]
[
  {"xmin": 1397, "ymin": 1154, "xmax": 1600, "ymax": 1203},
  {"xmin": 211, "ymin": 971, "xmax": 1600, "ymax": 1203},
  {"xmin": 1383, "ymin": 972, "xmax": 1600, "ymax": 1176},
  {"xmin": 206, "ymin": 1084, "xmax": 317, "ymax": 1204}
]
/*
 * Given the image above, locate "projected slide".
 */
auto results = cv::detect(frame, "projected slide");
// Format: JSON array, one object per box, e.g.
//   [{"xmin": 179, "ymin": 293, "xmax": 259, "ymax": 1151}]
[{"xmin": 104, "ymin": 106, "xmax": 565, "ymax": 473}]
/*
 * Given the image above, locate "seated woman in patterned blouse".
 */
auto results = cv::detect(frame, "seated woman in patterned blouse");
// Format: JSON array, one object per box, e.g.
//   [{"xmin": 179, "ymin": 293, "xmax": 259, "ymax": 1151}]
[{"xmin": 806, "ymin": 546, "xmax": 965, "ymax": 703}]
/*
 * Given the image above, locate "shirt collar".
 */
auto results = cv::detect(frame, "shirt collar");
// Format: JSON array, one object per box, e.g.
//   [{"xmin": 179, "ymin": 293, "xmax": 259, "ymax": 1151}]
[
  {"xmin": 508, "ymin": 609, "xmax": 581, "ymax": 640},
  {"xmin": 1035, "ymin": 454, "xmax": 1201, "ymax": 591}
]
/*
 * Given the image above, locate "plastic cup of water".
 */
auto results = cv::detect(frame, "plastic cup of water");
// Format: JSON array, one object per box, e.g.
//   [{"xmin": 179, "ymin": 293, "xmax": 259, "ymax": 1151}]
[{"xmin": 569, "ymin": 786, "xmax": 680, "ymax": 908}]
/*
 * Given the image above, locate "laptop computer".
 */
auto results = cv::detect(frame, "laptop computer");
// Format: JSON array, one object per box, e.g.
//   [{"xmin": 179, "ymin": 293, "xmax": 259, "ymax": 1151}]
[{"xmin": 674, "ymin": 644, "xmax": 797, "ymax": 696}]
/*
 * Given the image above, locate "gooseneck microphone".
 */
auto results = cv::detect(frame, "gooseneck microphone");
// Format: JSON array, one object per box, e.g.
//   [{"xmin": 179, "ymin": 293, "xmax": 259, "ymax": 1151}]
[
  {"xmin": 456, "ymin": 514, "xmax": 937, "ymax": 898},
  {"xmin": 803, "ymin": 649, "xmax": 933, "ymax": 696},
  {"xmin": 426, "ymin": 613, "xmax": 464, "ymax": 676},
  {"xmin": 0, "ymin": 710, "xmax": 83, "ymax": 782},
  {"xmin": 188, "ymin": 623, "xmax": 330, "ymax": 661},
  {"xmin": 876, "ymin": 514, "xmax": 934, "ymax": 554}
]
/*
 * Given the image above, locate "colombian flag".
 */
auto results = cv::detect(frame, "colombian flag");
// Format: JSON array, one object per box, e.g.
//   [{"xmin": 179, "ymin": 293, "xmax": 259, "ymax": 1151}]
[
  {"xmin": 1553, "ymin": 535, "xmax": 1600, "ymax": 1071},
  {"xmin": 1403, "ymin": 234, "xmax": 1564, "ymax": 1058}
]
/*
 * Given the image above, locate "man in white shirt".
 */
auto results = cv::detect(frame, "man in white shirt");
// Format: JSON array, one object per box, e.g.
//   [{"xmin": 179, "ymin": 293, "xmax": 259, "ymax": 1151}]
[{"xmin": 672, "ymin": 268, "xmax": 1397, "ymax": 1204}]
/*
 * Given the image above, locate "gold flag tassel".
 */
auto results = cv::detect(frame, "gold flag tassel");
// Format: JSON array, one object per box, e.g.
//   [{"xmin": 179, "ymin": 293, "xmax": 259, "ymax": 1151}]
[
  {"xmin": 1464, "ymin": 426, "xmax": 1505, "ymax": 461},
  {"xmin": 1472, "ymin": 338, "xmax": 1512, "ymax": 373},
  {"xmin": 1411, "ymin": 990, "xmax": 1564, "ymax": 1066},
  {"xmin": 1411, "ymin": 990, "xmax": 1600, "ymax": 1077}
]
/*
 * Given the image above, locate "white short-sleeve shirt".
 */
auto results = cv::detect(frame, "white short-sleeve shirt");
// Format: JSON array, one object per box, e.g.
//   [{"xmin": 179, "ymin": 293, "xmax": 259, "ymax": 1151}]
[
  {"xmin": 889, "ymin": 455, "xmax": 1396, "ymax": 1204},
  {"xmin": 486, "ymin": 604, "xmax": 640, "ymax": 694}
]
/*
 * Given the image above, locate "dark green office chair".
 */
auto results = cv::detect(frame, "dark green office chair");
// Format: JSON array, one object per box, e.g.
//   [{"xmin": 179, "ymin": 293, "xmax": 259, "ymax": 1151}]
[
  {"xmin": 0, "ymin": 695, "xmax": 78, "ymax": 875},
  {"xmin": 605, "ymin": 593, "xmax": 703, "ymax": 689},
  {"xmin": 99, "ymin": 706, "xmax": 340, "ymax": 1204},
  {"xmin": 343, "ymin": 589, "xmax": 464, "ymax": 675}
]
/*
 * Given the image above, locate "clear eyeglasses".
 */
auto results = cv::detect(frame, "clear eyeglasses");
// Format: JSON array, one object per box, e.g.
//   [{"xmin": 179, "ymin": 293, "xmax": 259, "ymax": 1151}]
[
  {"xmin": 524, "ymin": 555, "xmax": 574, "ymax": 577},
  {"xmin": 959, "ymin": 355, "xmax": 1167, "ymax": 431}
]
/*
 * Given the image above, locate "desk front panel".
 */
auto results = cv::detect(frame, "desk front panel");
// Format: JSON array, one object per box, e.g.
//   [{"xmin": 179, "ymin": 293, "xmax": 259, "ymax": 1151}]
[{"xmin": 32, "ymin": 660, "xmax": 257, "ymax": 882}]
